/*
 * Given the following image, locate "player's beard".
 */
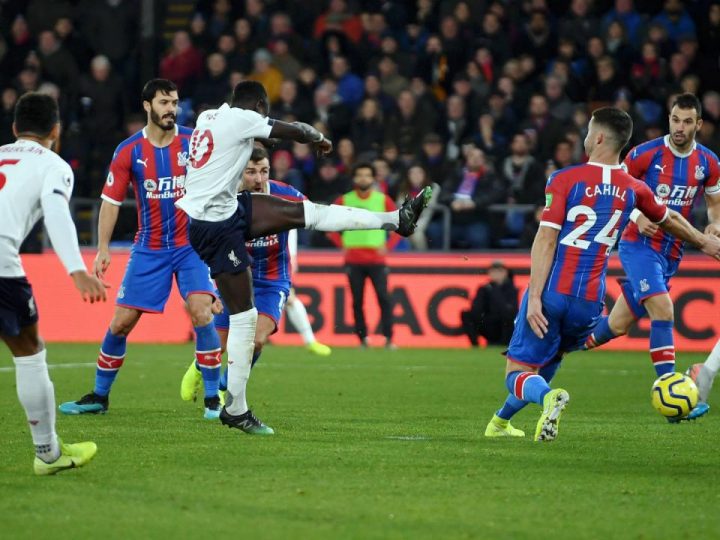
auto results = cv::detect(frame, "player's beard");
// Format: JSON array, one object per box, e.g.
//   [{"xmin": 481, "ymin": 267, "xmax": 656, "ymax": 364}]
[
  {"xmin": 671, "ymin": 129, "xmax": 696, "ymax": 152},
  {"xmin": 150, "ymin": 109, "xmax": 176, "ymax": 131}
]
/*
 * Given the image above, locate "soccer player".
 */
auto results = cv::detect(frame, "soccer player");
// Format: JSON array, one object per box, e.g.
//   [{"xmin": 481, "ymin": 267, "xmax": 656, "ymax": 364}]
[
  {"xmin": 180, "ymin": 146, "xmax": 328, "ymax": 401},
  {"xmin": 59, "ymin": 79, "xmax": 225, "ymax": 419},
  {"xmin": 175, "ymin": 81, "xmax": 429, "ymax": 434},
  {"xmin": 583, "ymin": 93, "xmax": 720, "ymax": 419},
  {"xmin": 483, "ymin": 107, "xmax": 720, "ymax": 442},
  {"xmin": 0, "ymin": 92, "xmax": 106, "ymax": 474}
]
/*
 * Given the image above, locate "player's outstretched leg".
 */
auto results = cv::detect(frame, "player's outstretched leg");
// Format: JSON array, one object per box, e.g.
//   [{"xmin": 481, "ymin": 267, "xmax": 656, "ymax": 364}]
[
  {"xmin": 248, "ymin": 187, "xmax": 432, "ymax": 240},
  {"xmin": 285, "ymin": 293, "xmax": 332, "ymax": 356},
  {"xmin": 59, "ymin": 328, "xmax": 126, "ymax": 415},
  {"xmin": 585, "ymin": 280, "xmax": 639, "ymax": 350}
]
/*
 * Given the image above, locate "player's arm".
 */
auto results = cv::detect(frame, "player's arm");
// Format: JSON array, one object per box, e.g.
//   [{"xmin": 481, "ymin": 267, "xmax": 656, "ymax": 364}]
[
  {"xmin": 95, "ymin": 201, "xmax": 120, "ymax": 278},
  {"xmin": 659, "ymin": 210, "xmax": 720, "ymax": 259},
  {"xmin": 41, "ymin": 168, "xmax": 106, "ymax": 303},
  {"xmin": 97, "ymin": 146, "xmax": 131, "ymax": 278},
  {"xmin": 636, "ymin": 182, "xmax": 720, "ymax": 259},
  {"xmin": 623, "ymin": 147, "xmax": 658, "ymax": 237},
  {"xmin": 703, "ymin": 160, "xmax": 720, "ymax": 236},
  {"xmin": 268, "ymin": 120, "xmax": 333, "ymax": 156},
  {"xmin": 527, "ymin": 225, "xmax": 558, "ymax": 339},
  {"xmin": 526, "ymin": 173, "xmax": 565, "ymax": 339}
]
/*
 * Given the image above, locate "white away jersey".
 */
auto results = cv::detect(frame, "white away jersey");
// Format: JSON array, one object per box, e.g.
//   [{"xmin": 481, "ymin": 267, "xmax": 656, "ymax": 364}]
[
  {"xmin": 175, "ymin": 104, "xmax": 273, "ymax": 221},
  {"xmin": 0, "ymin": 140, "xmax": 75, "ymax": 277}
]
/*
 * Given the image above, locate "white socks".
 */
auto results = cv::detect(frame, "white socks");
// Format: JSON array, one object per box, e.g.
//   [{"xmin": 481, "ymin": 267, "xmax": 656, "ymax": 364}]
[
  {"xmin": 14, "ymin": 349, "xmax": 60, "ymax": 463},
  {"xmin": 285, "ymin": 298, "xmax": 315, "ymax": 345},
  {"xmin": 302, "ymin": 200, "xmax": 398, "ymax": 231},
  {"xmin": 704, "ymin": 339, "xmax": 720, "ymax": 376},
  {"xmin": 225, "ymin": 308, "xmax": 257, "ymax": 415}
]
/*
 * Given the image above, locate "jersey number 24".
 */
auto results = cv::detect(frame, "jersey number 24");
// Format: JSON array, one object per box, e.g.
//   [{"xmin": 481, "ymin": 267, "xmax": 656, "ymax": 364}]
[{"xmin": 560, "ymin": 205, "xmax": 622, "ymax": 255}]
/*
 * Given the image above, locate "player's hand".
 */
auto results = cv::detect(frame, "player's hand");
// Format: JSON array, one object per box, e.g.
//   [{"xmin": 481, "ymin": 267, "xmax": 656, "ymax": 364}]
[
  {"xmin": 636, "ymin": 214, "xmax": 659, "ymax": 237},
  {"xmin": 94, "ymin": 248, "xmax": 111, "ymax": 279},
  {"xmin": 526, "ymin": 295, "xmax": 549, "ymax": 339},
  {"xmin": 211, "ymin": 297, "xmax": 224, "ymax": 315},
  {"xmin": 312, "ymin": 137, "xmax": 333, "ymax": 157},
  {"xmin": 71, "ymin": 271, "xmax": 108, "ymax": 303},
  {"xmin": 700, "ymin": 233, "xmax": 720, "ymax": 261},
  {"xmin": 705, "ymin": 223, "xmax": 720, "ymax": 237}
]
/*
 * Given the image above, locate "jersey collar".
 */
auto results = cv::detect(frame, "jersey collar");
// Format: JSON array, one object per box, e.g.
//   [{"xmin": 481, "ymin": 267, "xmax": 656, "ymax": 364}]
[
  {"xmin": 141, "ymin": 124, "xmax": 179, "ymax": 138},
  {"xmin": 586, "ymin": 161, "xmax": 622, "ymax": 169},
  {"xmin": 663, "ymin": 134, "xmax": 696, "ymax": 158}
]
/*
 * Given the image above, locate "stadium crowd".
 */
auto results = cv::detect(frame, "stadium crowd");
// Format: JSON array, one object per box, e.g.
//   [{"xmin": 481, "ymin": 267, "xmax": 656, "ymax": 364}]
[{"xmin": 1, "ymin": 0, "xmax": 719, "ymax": 249}]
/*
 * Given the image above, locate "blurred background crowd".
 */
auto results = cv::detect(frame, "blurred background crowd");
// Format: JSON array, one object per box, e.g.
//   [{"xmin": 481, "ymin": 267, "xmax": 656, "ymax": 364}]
[{"xmin": 1, "ymin": 0, "xmax": 719, "ymax": 250}]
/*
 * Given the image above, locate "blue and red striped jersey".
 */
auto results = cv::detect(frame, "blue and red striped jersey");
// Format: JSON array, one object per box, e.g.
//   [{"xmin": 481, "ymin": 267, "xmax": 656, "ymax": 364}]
[
  {"xmin": 541, "ymin": 162, "xmax": 668, "ymax": 302},
  {"xmin": 246, "ymin": 180, "xmax": 306, "ymax": 288},
  {"xmin": 101, "ymin": 126, "xmax": 193, "ymax": 250},
  {"xmin": 620, "ymin": 135, "xmax": 720, "ymax": 259}
]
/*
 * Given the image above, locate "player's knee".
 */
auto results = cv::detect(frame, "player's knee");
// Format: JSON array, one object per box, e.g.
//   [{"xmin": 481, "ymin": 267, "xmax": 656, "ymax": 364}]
[
  {"xmin": 608, "ymin": 321, "xmax": 629, "ymax": 337},
  {"xmin": 109, "ymin": 319, "xmax": 134, "ymax": 336},
  {"xmin": 645, "ymin": 296, "xmax": 674, "ymax": 321}
]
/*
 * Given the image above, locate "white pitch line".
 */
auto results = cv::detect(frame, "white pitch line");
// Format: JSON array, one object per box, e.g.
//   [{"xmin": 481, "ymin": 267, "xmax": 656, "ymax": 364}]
[
  {"xmin": 0, "ymin": 361, "xmax": 96, "ymax": 373},
  {"xmin": 385, "ymin": 435, "xmax": 432, "ymax": 441}
]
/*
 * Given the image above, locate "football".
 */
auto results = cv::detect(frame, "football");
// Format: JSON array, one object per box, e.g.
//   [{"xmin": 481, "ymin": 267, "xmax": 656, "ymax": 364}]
[{"xmin": 651, "ymin": 372, "xmax": 699, "ymax": 419}]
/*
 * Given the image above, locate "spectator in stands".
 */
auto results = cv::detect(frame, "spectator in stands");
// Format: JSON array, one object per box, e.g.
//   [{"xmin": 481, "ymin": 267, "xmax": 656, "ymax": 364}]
[
  {"xmin": 544, "ymin": 75, "xmax": 574, "ymax": 123},
  {"xmin": 429, "ymin": 147, "xmax": 505, "ymax": 250},
  {"xmin": 0, "ymin": 87, "xmax": 18, "ymax": 145},
  {"xmin": 560, "ymin": 0, "xmax": 600, "ymax": 49},
  {"xmin": 36, "ymin": 30, "xmax": 79, "ymax": 97},
  {"xmin": 245, "ymin": 0, "xmax": 269, "ymax": 37},
  {"xmin": 193, "ymin": 53, "xmax": 229, "ymax": 109},
  {"xmin": 268, "ymin": 37, "xmax": 301, "ymax": 82},
  {"xmin": 54, "ymin": 17, "xmax": 90, "ymax": 72},
  {"xmin": 336, "ymin": 138, "xmax": 355, "ymax": 176},
  {"xmin": 395, "ymin": 164, "xmax": 440, "ymax": 250},
  {"xmin": 313, "ymin": 81, "xmax": 352, "ymax": 140},
  {"xmin": 332, "ymin": 55, "xmax": 364, "ymax": 111},
  {"xmin": 274, "ymin": 80, "xmax": 313, "ymax": 124},
  {"xmin": 461, "ymin": 260, "xmax": 518, "ymax": 347},
  {"xmin": 362, "ymin": 74, "xmax": 395, "ymax": 115},
  {"xmin": 206, "ymin": 0, "xmax": 233, "ymax": 39},
  {"xmin": 418, "ymin": 133, "xmax": 452, "ymax": 187},
  {"xmin": 232, "ymin": 18, "xmax": 258, "ymax": 71},
  {"xmin": 652, "ymin": 0, "xmax": 696, "ymax": 44},
  {"xmin": 160, "ymin": 30, "xmax": 203, "ymax": 93},
  {"xmin": 501, "ymin": 133, "xmax": 546, "ymax": 206},
  {"xmin": 441, "ymin": 94, "xmax": 471, "ymax": 161},
  {"xmin": 602, "ymin": 0, "xmax": 643, "ymax": 46},
  {"xmin": 81, "ymin": 0, "xmax": 136, "ymax": 77},
  {"xmin": 351, "ymin": 97, "xmax": 385, "ymax": 155},
  {"xmin": 377, "ymin": 55, "xmax": 408, "ymax": 99},
  {"xmin": 385, "ymin": 90, "xmax": 434, "ymax": 158},
  {"xmin": 519, "ymin": 94, "xmax": 567, "ymax": 161},
  {"xmin": 247, "ymin": 48, "xmax": 282, "ymax": 103},
  {"xmin": 313, "ymin": 0, "xmax": 363, "ymax": 43},
  {"xmin": 631, "ymin": 41, "xmax": 667, "ymax": 101}
]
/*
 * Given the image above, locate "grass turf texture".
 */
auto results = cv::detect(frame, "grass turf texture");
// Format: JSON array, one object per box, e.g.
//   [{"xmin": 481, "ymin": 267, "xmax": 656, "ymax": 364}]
[{"xmin": 1, "ymin": 344, "xmax": 719, "ymax": 540}]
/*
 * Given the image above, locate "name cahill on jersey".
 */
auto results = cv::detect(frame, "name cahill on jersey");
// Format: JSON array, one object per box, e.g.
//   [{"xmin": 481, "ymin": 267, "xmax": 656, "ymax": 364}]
[{"xmin": 584, "ymin": 184, "xmax": 627, "ymax": 201}]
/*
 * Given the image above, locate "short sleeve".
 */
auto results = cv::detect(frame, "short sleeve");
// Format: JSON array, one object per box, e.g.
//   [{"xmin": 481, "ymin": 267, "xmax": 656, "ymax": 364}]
[
  {"xmin": 101, "ymin": 144, "xmax": 132, "ymax": 205},
  {"xmin": 622, "ymin": 145, "xmax": 651, "ymax": 179},
  {"xmin": 231, "ymin": 108, "xmax": 274, "ymax": 141},
  {"xmin": 635, "ymin": 181, "xmax": 669, "ymax": 223},
  {"xmin": 40, "ymin": 160, "xmax": 74, "ymax": 202},
  {"xmin": 703, "ymin": 157, "xmax": 720, "ymax": 196},
  {"xmin": 539, "ymin": 172, "xmax": 567, "ymax": 230}
]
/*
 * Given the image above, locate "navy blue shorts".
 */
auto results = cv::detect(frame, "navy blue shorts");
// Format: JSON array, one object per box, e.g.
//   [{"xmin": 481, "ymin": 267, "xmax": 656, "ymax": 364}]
[
  {"xmin": 189, "ymin": 192, "xmax": 253, "ymax": 278},
  {"xmin": 0, "ymin": 277, "xmax": 39, "ymax": 336}
]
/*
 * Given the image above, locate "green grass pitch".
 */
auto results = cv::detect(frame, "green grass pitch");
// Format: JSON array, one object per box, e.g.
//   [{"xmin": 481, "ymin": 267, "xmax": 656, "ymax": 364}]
[{"xmin": 1, "ymin": 344, "xmax": 719, "ymax": 540}]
